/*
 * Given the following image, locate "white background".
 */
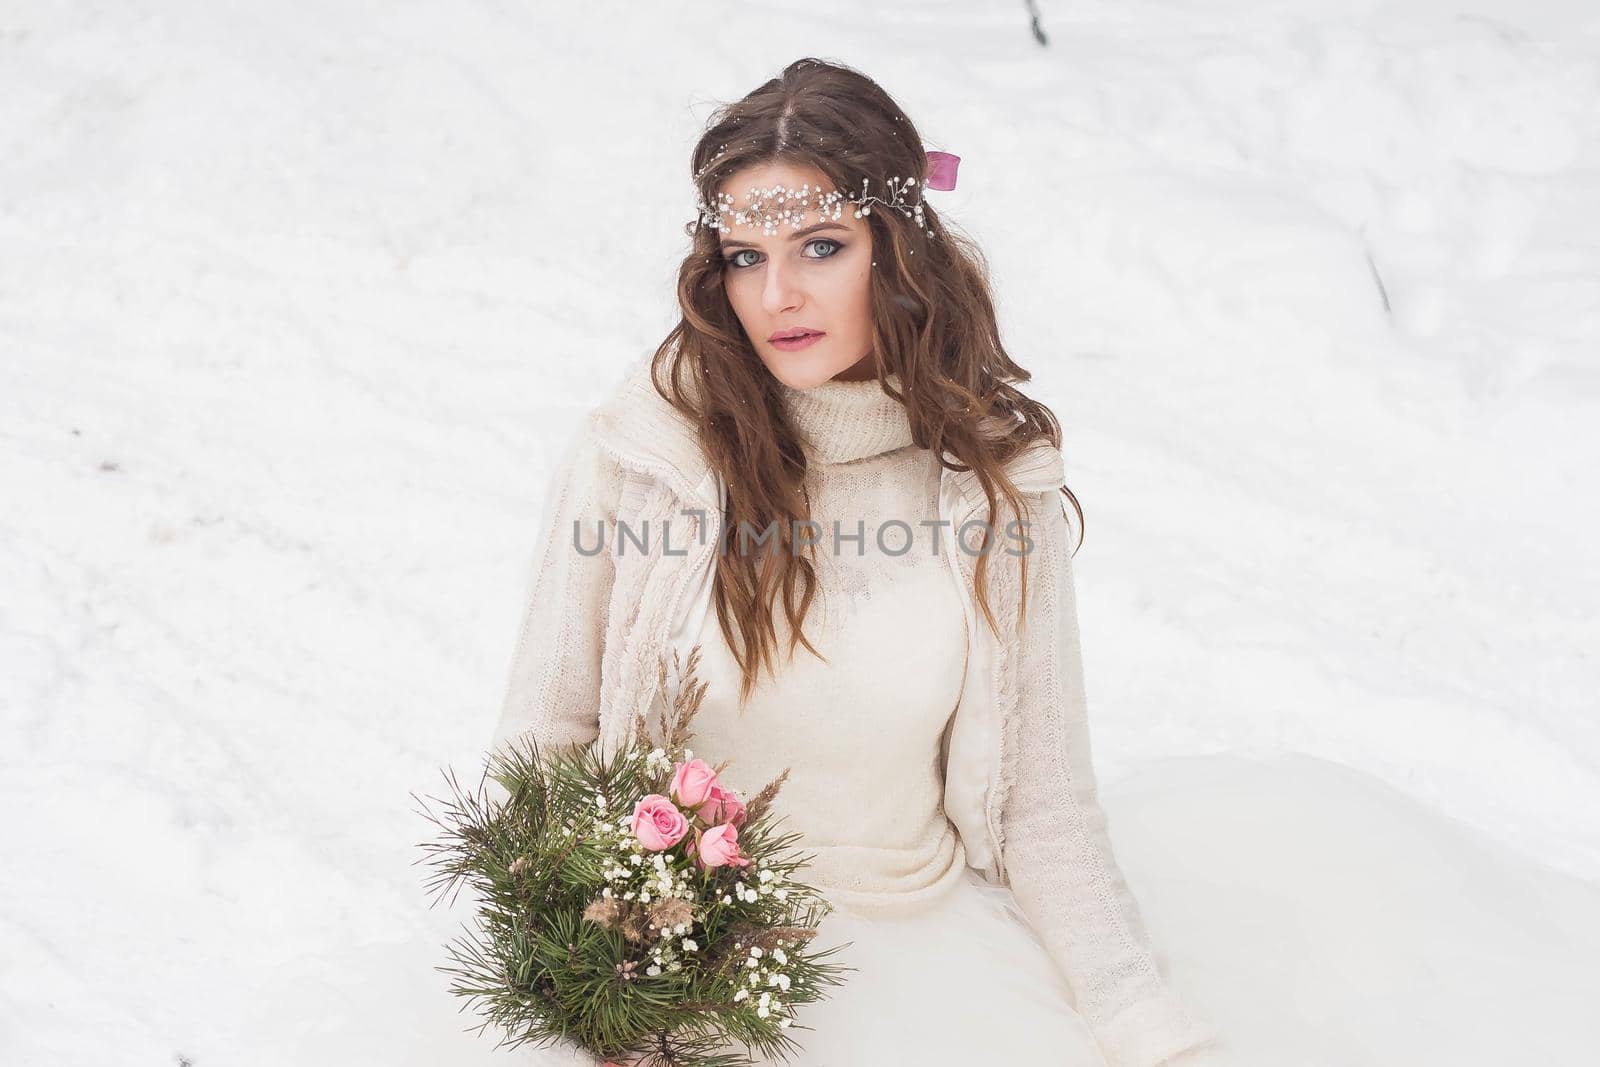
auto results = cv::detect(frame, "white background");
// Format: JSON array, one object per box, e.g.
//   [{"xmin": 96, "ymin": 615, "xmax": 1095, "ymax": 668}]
[{"xmin": 3, "ymin": 1, "xmax": 1596, "ymax": 1063}]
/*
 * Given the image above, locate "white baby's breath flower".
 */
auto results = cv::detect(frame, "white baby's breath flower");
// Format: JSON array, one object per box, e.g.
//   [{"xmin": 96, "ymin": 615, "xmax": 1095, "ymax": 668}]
[
  {"xmin": 779, "ymin": 1018, "xmax": 792, "ymax": 1029},
  {"xmin": 773, "ymin": 948, "xmax": 788, "ymax": 965},
  {"xmin": 749, "ymin": 946, "xmax": 763, "ymax": 958},
  {"xmin": 722, "ymin": 894, "xmax": 733, "ymax": 904},
  {"xmin": 745, "ymin": 958, "xmax": 759, "ymax": 969},
  {"xmin": 775, "ymin": 888, "xmax": 788, "ymax": 901},
  {"xmin": 682, "ymin": 938, "xmax": 698, "ymax": 952},
  {"xmin": 733, "ymin": 988, "xmax": 748, "ymax": 1002},
  {"xmin": 646, "ymin": 964, "xmax": 661, "ymax": 977},
  {"xmin": 759, "ymin": 869, "xmax": 774, "ymax": 883},
  {"xmin": 668, "ymin": 961, "xmax": 681, "ymax": 972}
]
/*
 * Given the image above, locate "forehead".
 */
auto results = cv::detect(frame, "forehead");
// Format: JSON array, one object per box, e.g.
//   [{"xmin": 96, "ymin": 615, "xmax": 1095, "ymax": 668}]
[
  {"xmin": 716, "ymin": 159, "xmax": 829, "ymax": 197},
  {"xmin": 711, "ymin": 162, "xmax": 861, "ymax": 245}
]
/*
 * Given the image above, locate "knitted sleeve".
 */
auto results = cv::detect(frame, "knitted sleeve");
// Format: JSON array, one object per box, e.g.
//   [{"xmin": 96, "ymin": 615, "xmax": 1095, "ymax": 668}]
[
  {"xmin": 997, "ymin": 488, "xmax": 1227, "ymax": 1067},
  {"xmin": 489, "ymin": 415, "xmax": 622, "ymax": 773}
]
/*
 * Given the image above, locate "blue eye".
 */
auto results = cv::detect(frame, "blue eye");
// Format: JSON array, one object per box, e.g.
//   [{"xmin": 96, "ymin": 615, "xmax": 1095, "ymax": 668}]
[{"xmin": 723, "ymin": 238, "xmax": 844, "ymax": 270}]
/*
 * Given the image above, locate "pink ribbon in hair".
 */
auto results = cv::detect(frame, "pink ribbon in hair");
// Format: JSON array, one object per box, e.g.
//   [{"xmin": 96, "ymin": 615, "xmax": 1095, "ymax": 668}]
[{"xmin": 924, "ymin": 150, "xmax": 960, "ymax": 191}]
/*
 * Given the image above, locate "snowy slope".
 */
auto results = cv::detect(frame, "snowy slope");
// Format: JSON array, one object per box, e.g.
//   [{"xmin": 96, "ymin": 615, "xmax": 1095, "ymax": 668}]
[{"xmin": 1, "ymin": 1, "xmax": 1596, "ymax": 1064}]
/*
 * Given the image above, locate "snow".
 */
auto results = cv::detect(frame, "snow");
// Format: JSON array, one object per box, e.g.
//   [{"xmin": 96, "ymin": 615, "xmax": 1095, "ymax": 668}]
[{"xmin": 1, "ymin": 1, "xmax": 1596, "ymax": 1065}]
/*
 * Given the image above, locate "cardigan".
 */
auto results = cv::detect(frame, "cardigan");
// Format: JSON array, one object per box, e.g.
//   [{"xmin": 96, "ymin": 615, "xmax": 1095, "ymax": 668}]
[{"xmin": 490, "ymin": 352, "xmax": 1227, "ymax": 1067}]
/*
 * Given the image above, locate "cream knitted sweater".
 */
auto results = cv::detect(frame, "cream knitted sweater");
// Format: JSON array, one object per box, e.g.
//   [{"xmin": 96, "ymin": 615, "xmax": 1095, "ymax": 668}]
[
  {"xmin": 491, "ymin": 355, "xmax": 1227, "ymax": 1067},
  {"xmin": 684, "ymin": 372, "xmax": 972, "ymax": 916}
]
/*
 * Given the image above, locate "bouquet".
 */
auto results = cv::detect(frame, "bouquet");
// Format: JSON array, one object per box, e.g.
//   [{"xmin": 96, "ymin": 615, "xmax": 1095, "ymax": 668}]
[{"xmin": 415, "ymin": 646, "xmax": 854, "ymax": 1066}]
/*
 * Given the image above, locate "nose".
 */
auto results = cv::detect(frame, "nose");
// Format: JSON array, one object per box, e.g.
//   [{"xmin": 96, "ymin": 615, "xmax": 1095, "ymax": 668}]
[{"xmin": 760, "ymin": 257, "xmax": 803, "ymax": 317}]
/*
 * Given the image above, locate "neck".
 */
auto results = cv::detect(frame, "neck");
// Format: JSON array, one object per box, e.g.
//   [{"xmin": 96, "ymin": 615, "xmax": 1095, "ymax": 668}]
[{"xmin": 778, "ymin": 371, "xmax": 916, "ymax": 464}]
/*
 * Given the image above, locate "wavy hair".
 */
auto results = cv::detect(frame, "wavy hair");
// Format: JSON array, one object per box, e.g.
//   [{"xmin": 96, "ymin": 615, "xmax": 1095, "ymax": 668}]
[{"xmin": 649, "ymin": 57, "xmax": 1084, "ymax": 707}]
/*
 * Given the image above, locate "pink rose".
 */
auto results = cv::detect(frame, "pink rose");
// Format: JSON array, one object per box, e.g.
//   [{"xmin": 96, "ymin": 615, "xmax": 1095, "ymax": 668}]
[
  {"xmin": 692, "ymin": 822, "xmax": 752, "ymax": 870},
  {"xmin": 695, "ymin": 783, "xmax": 747, "ymax": 829},
  {"xmin": 670, "ymin": 758, "xmax": 719, "ymax": 809},
  {"xmin": 630, "ymin": 794, "xmax": 689, "ymax": 852}
]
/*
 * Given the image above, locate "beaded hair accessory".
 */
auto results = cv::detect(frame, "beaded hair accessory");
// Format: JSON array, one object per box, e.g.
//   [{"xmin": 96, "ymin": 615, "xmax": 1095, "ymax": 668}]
[{"xmin": 684, "ymin": 149, "xmax": 960, "ymax": 237}]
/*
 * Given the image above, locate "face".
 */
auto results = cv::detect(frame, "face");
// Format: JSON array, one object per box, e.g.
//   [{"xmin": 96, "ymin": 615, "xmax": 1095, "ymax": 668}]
[{"xmin": 714, "ymin": 160, "xmax": 877, "ymax": 388}]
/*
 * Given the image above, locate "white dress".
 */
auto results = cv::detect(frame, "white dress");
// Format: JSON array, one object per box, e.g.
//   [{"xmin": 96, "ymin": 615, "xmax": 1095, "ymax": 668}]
[
  {"xmin": 499, "ymin": 374, "xmax": 1600, "ymax": 1067},
  {"xmin": 672, "ymin": 516, "xmax": 1600, "ymax": 1067}
]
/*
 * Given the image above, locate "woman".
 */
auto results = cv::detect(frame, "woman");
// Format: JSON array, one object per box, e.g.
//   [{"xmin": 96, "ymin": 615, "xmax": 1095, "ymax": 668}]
[{"xmin": 493, "ymin": 57, "xmax": 1223, "ymax": 1066}]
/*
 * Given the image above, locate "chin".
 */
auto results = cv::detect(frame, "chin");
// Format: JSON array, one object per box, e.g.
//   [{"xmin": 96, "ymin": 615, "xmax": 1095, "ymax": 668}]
[{"xmin": 758, "ymin": 345, "xmax": 855, "ymax": 390}]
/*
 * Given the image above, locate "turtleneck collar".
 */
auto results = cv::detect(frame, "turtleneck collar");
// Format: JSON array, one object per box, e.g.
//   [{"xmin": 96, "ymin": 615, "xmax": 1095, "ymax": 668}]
[{"xmin": 778, "ymin": 371, "xmax": 917, "ymax": 465}]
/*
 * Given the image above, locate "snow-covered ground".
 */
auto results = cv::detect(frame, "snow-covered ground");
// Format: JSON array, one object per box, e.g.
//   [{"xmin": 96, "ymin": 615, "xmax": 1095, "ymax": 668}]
[{"xmin": 2, "ymin": 2, "xmax": 1596, "ymax": 1064}]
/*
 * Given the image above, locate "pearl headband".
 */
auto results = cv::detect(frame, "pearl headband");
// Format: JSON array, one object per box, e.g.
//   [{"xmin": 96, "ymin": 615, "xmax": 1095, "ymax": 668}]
[{"xmin": 683, "ymin": 149, "xmax": 961, "ymax": 237}]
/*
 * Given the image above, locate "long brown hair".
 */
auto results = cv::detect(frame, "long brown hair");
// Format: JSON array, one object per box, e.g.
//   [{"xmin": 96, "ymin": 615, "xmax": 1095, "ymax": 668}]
[{"xmin": 649, "ymin": 57, "xmax": 1084, "ymax": 706}]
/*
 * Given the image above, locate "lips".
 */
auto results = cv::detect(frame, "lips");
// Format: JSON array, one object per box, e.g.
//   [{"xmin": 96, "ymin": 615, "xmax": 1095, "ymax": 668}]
[{"xmin": 769, "ymin": 328, "xmax": 823, "ymax": 341}]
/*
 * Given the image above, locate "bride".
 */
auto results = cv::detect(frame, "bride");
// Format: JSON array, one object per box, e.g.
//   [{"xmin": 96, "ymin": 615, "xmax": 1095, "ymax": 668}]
[
  {"xmin": 488, "ymin": 57, "xmax": 1600, "ymax": 1067},
  {"xmin": 492, "ymin": 56, "xmax": 1216, "ymax": 1066}
]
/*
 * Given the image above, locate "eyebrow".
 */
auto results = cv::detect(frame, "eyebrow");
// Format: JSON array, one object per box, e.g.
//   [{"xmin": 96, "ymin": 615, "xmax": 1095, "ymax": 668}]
[{"xmin": 718, "ymin": 221, "xmax": 852, "ymax": 250}]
